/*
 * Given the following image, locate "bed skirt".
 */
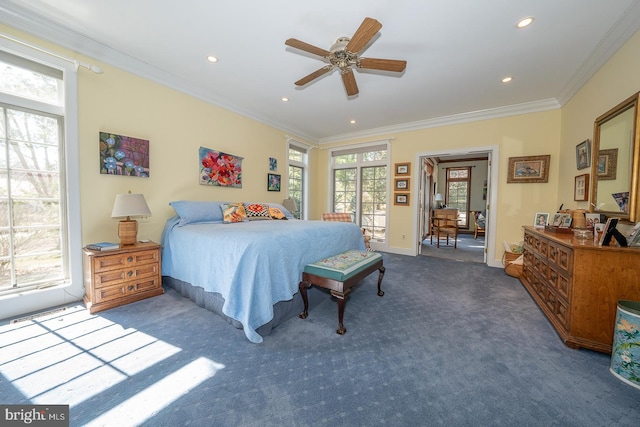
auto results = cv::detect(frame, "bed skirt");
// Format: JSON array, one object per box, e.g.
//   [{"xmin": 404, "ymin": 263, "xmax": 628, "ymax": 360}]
[{"xmin": 162, "ymin": 276, "xmax": 328, "ymax": 338}]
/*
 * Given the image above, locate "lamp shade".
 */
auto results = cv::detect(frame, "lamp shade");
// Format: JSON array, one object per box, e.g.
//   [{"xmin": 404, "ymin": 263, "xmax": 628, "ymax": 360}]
[
  {"xmin": 282, "ymin": 197, "xmax": 298, "ymax": 214},
  {"xmin": 434, "ymin": 193, "xmax": 444, "ymax": 202},
  {"xmin": 111, "ymin": 193, "xmax": 151, "ymax": 218}
]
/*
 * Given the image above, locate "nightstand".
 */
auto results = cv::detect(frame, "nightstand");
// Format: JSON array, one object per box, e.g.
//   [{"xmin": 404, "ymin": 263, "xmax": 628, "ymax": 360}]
[{"xmin": 83, "ymin": 241, "xmax": 163, "ymax": 314}]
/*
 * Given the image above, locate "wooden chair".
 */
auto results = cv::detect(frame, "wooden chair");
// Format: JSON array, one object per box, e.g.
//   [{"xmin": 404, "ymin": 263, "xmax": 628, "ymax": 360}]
[
  {"xmin": 322, "ymin": 212, "xmax": 371, "ymax": 250},
  {"xmin": 471, "ymin": 210, "xmax": 486, "ymax": 239},
  {"xmin": 430, "ymin": 209, "xmax": 458, "ymax": 248}
]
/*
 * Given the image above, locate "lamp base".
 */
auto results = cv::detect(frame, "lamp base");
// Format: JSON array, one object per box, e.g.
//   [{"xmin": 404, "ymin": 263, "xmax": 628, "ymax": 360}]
[{"xmin": 118, "ymin": 218, "xmax": 138, "ymax": 245}]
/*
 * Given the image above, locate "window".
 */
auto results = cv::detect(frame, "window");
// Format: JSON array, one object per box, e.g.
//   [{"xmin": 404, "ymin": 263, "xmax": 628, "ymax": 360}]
[
  {"xmin": 0, "ymin": 51, "xmax": 71, "ymax": 295},
  {"xmin": 287, "ymin": 141, "xmax": 308, "ymax": 219},
  {"xmin": 331, "ymin": 143, "xmax": 388, "ymax": 244},
  {"xmin": 445, "ymin": 167, "xmax": 471, "ymax": 228}
]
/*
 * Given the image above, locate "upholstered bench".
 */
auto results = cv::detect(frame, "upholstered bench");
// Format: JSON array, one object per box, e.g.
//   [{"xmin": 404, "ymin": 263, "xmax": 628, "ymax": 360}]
[{"xmin": 299, "ymin": 250, "xmax": 385, "ymax": 335}]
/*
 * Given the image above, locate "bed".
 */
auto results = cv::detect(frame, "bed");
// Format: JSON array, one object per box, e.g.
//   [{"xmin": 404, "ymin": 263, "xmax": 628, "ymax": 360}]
[{"xmin": 161, "ymin": 201, "xmax": 365, "ymax": 343}]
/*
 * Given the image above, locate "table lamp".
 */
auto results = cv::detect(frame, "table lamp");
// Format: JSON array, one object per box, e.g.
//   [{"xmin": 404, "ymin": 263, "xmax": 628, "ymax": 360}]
[
  {"xmin": 111, "ymin": 193, "xmax": 151, "ymax": 245},
  {"xmin": 435, "ymin": 193, "xmax": 444, "ymax": 208},
  {"xmin": 283, "ymin": 197, "xmax": 298, "ymax": 217}
]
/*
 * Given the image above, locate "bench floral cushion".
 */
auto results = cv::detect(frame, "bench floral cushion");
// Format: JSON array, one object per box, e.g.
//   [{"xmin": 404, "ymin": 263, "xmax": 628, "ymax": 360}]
[{"xmin": 304, "ymin": 250, "xmax": 382, "ymax": 282}]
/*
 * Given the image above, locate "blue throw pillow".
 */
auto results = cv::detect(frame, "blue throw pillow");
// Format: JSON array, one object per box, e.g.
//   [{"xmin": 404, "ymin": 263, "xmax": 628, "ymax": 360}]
[{"xmin": 169, "ymin": 201, "xmax": 226, "ymax": 226}]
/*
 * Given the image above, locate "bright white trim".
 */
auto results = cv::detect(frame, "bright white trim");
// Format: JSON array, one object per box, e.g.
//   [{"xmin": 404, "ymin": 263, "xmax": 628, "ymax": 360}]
[
  {"xmin": 413, "ymin": 146, "xmax": 501, "ymax": 268},
  {"xmin": 0, "ymin": 36, "xmax": 83, "ymax": 320}
]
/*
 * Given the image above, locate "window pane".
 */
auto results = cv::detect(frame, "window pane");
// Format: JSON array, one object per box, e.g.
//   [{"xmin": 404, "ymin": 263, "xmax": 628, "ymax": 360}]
[
  {"xmin": 0, "ymin": 62, "xmax": 60, "ymax": 105},
  {"xmin": 334, "ymin": 154, "xmax": 356, "ymax": 165},
  {"xmin": 361, "ymin": 166, "xmax": 386, "ymax": 240},
  {"xmin": 288, "ymin": 148, "xmax": 302, "ymax": 162},
  {"xmin": 333, "ymin": 168, "xmax": 357, "ymax": 213},
  {"xmin": 13, "ymin": 226, "xmax": 61, "ymax": 255},
  {"xmin": 15, "ymin": 253, "xmax": 64, "ymax": 286},
  {"xmin": 12, "ymin": 199, "xmax": 60, "ymax": 227},
  {"xmin": 362, "ymin": 150, "xmax": 387, "ymax": 162}
]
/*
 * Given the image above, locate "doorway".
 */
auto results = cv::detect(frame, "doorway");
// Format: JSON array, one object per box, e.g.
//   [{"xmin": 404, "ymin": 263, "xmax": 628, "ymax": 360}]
[{"xmin": 415, "ymin": 146, "xmax": 499, "ymax": 267}]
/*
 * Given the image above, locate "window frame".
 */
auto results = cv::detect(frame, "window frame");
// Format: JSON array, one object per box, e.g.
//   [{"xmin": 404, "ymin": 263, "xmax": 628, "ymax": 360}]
[
  {"xmin": 329, "ymin": 141, "xmax": 390, "ymax": 250},
  {"xmin": 445, "ymin": 166, "xmax": 471, "ymax": 229},
  {"xmin": 0, "ymin": 38, "xmax": 83, "ymax": 317},
  {"xmin": 286, "ymin": 139, "xmax": 309, "ymax": 220}
]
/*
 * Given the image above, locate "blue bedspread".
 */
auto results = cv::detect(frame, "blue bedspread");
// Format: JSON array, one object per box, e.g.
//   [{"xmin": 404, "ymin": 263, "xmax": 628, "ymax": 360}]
[{"xmin": 161, "ymin": 217, "xmax": 365, "ymax": 342}]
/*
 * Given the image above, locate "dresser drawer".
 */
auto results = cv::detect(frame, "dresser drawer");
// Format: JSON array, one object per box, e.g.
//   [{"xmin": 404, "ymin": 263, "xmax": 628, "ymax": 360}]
[{"xmin": 547, "ymin": 242, "xmax": 572, "ymax": 273}]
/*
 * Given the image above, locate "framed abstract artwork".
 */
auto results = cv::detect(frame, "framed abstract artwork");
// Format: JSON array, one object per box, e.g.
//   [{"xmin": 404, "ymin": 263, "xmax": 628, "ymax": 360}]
[
  {"xmin": 267, "ymin": 173, "xmax": 281, "ymax": 191},
  {"xmin": 99, "ymin": 131, "xmax": 150, "ymax": 177}
]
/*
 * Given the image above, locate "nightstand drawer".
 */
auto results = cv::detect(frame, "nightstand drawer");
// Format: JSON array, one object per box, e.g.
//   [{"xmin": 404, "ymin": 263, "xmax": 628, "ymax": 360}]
[
  {"xmin": 93, "ymin": 277, "xmax": 161, "ymax": 304},
  {"xmin": 93, "ymin": 249, "xmax": 160, "ymax": 273},
  {"xmin": 93, "ymin": 262, "xmax": 159, "ymax": 288}
]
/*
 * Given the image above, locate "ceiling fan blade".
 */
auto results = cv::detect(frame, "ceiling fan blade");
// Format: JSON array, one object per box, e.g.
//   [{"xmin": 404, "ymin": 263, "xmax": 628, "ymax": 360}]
[
  {"xmin": 341, "ymin": 69, "xmax": 359, "ymax": 96},
  {"xmin": 346, "ymin": 17, "xmax": 382, "ymax": 53},
  {"xmin": 359, "ymin": 57, "xmax": 407, "ymax": 72},
  {"xmin": 285, "ymin": 38, "xmax": 331, "ymax": 57},
  {"xmin": 294, "ymin": 66, "xmax": 333, "ymax": 86}
]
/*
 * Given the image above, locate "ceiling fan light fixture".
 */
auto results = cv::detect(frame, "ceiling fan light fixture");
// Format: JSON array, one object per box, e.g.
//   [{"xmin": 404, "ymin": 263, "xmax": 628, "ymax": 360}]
[
  {"xmin": 330, "ymin": 37, "xmax": 350, "ymax": 53},
  {"xmin": 516, "ymin": 17, "xmax": 534, "ymax": 28}
]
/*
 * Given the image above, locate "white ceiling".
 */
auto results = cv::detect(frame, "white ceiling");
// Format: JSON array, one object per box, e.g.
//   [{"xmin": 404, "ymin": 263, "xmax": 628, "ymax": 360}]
[{"xmin": 2, "ymin": 1, "xmax": 640, "ymax": 143}]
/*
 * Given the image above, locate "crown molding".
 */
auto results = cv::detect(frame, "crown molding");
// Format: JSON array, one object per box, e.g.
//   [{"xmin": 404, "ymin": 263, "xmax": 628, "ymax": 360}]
[
  {"xmin": 556, "ymin": 1, "xmax": 640, "ymax": 106},
  {"xmin": 318, "ymin": 99, "xmax": 561, "ymax": 144}
]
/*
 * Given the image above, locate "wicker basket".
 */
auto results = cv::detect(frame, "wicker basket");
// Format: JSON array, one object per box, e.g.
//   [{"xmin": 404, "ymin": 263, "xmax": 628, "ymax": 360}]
[{"xmin": 503, "ymin": 251, "xmax": 523, "ymax": 277}]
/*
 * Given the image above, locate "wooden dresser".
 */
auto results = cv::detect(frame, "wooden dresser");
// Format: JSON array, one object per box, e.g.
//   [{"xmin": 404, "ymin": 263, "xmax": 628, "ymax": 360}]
[
  {"xmin": 83, "ymin": 241, "xmax": 163, "ymax": 314},
  {"xmin": 521, "ymin": 226, "xmax": 640, "ymax": 353}
]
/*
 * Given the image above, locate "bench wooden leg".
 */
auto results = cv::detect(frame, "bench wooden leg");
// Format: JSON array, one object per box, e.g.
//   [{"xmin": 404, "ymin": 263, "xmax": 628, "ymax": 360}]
[
  {"xmin": 377, "ymin": 266, "xmax": 386, "ymax": 297},
  {"xmin": 298, "ymin": 281, "xmax": 311, "ymax": 319},
  {"xmin": 336, "ymin": 294, "xmax": 347, "ymax": 335}
]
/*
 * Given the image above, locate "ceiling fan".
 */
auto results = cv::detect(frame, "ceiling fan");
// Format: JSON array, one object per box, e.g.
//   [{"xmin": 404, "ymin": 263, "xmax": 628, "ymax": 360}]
[{"xmin": 285, "ymin": 17, "xmax": 407, "ymax": 97}]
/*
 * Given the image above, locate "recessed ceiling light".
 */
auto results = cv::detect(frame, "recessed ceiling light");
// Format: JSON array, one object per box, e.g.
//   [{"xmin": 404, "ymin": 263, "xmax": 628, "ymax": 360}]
[
  {"xmin": 516, "ymin": 17, "xmax": 534, "ymax": 28},
  {"xmin": 350, "ymin": 119, "xmax": 356, "ymax": 124},
  {"xmin": 281, "ymin": 97, "xmax": 289, "ymax": 102},
  {"xmin": 207, "ymin": 55, "xmax": 218, "ymax": 63},
  {"xmin": 502, "ymin": 76, "xmax": 513, "ymax": 83}
]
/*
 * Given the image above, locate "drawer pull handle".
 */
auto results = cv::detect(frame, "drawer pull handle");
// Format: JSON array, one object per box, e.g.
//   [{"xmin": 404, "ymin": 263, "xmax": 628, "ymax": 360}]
[
  {"xmin": 128, "ymin": 285, "xmax": 135, "ymax": 291},
  {"xmin": 127, "ymin": 256, "xmax": 133, "ymax": 262},
  {"xmin": 127, "ymin": 271, "xmax": 133, "ymax": 277}
]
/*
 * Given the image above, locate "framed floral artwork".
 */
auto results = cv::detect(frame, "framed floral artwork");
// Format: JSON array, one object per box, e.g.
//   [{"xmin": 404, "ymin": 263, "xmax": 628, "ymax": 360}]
[
  {"xmin": 99, "ymin": 131, "xmax": 150, "ymax": 177},
  {"xmin": 199, "ymin": 146, "xmax": 243, "ymax": 187}
]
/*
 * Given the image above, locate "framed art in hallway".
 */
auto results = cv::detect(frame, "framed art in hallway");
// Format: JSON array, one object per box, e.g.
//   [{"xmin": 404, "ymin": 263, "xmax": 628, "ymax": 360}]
[{"xmin": 394, "ymin": 193, "xmax": 410, "ymax": 206}]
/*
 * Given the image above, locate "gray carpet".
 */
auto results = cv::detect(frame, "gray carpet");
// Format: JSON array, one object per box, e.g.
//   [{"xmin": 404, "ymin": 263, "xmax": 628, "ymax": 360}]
[
  {"xmin": 1, "ymin": 253, "xmax": 639, "ymax": 426},
  {"xmin": 421, "ymin": 232, "xmax": 485, "ymax": 263}
]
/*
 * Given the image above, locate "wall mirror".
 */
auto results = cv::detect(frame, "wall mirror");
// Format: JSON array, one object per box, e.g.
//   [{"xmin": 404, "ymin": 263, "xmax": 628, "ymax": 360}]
[{"xmin": 590, "ymin": 92, "xmax": 640, "ymax": 223}]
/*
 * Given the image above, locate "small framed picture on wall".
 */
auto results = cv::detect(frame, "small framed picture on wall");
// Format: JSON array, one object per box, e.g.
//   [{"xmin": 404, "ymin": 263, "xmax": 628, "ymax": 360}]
[
  {"xmin": 395, "ymin": 162, "xmax": 410, "ymax": 175},
  {"xmin": 394, "ymin": 178, "xmax": 410, "ymax": 191},
  {"xmin": 394, "ymin": 193, "xmax": 410, "ymax": 206}
]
